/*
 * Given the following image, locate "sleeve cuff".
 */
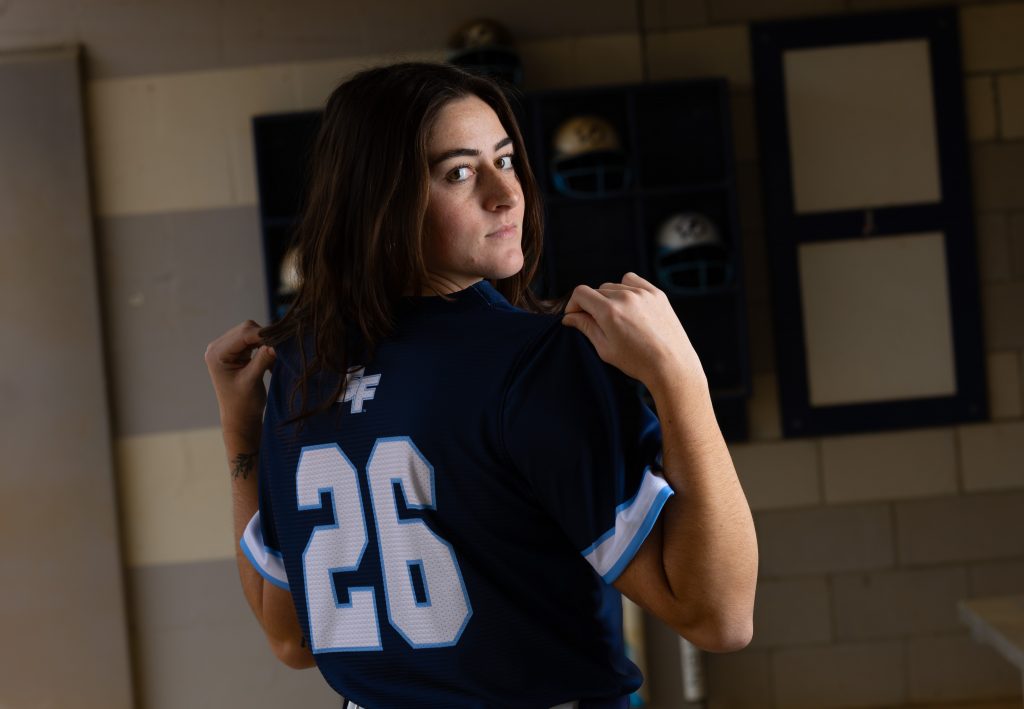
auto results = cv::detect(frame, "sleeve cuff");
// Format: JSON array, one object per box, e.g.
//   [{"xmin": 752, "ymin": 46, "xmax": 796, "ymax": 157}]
[
  {"xmin": 240, "ymin": 511, "xmax": 290, "ymax": 590},
  {"xmin": 581, "ymin": 467, "xmax": 675, "ymax": 584}
]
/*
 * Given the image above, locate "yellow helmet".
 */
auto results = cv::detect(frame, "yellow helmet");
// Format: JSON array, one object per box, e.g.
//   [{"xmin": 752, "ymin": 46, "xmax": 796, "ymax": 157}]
[
  {"xmin": 552, "ymin": 115, "xmax": 622, "ymax": 159},
  {"xmin": 446, "ymin": 18, "xmax": 522, "ymax": 85}
]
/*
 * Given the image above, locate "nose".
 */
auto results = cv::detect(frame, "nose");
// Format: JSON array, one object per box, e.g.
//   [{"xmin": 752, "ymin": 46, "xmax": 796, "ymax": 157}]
[{"xmin": 482, "ymin": 165, "xmax": 521, "ymax": 211}]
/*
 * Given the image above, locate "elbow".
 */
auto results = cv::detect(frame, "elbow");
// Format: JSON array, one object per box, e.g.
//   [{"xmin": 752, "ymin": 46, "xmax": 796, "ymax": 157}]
[
  {"xmin": 689, "ymin": 617, "xmax": 754, "ymax": 653},
  {"xmin": 670, "ymin": 605, "xmax": 754, "ymax": 653},
  {"xmin": 270, "ymin": 637, "xmax": 316, "ymax": 669}
]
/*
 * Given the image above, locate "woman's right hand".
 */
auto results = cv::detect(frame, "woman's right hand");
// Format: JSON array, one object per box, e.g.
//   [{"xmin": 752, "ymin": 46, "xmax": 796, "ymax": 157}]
[
  {"xmin": 560, "ymin": 272, "xmax": 706, "ymax": 392},
  {"xmin": 204, "ymin": 320, "xmax": 276, "ymax": 447}
]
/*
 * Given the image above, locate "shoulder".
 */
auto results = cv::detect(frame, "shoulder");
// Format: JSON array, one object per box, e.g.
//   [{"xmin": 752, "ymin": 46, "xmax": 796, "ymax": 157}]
[
  {"xmin": 503, "ymin": 312, "xmax": 633, "ymax": 412},
  {"xmin": 501, "ymin": 310, "xmax": 595, "ymax": 369}
]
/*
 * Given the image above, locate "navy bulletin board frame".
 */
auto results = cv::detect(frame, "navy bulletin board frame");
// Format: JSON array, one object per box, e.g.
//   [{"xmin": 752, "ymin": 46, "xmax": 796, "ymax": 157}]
[{"xmin": 750, "ymin": 6, "xmax": 988, "ymax": 438}]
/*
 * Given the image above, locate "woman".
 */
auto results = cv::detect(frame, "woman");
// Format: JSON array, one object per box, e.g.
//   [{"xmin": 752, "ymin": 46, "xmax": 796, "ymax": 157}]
[{"xmin": 206, "ymin": 62, "xmax": 757, "ymax": 708}]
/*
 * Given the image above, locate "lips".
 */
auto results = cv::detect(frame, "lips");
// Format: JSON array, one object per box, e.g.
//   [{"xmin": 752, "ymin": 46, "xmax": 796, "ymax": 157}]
[{"xmin": 487, "ymin": 224, "xmax": 518, "ymax": 238}]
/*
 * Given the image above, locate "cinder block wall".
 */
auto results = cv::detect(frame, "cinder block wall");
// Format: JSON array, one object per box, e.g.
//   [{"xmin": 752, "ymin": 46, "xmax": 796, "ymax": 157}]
[{"xmin": 3, "ymin": 1, "xmax": 1023, "ymax": 707}]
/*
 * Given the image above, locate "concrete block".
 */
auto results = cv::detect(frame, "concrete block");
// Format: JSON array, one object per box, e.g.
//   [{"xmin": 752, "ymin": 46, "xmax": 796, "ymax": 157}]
[
  {"xmin": 709, "ymin": 0, "xmax": 844, "ymax": 23},
  {"xmin": 906, "ymin": 701, "xmax": 1023, "ymax": 709},
  {"xmin": 959, "ymin": 421, "xmax": 1024, "ymax": 491},
  {"xmin": 131, "ymin": 560, "xmax": 340, "ymax": 709},
  {"xmin": 705, "ymin": 648, "xmax": 775, "ymax": 709},
  {"xmin": 730, "ymin": 439, "xmax": 820, "ymax": 511},
  {"xmin": 849, "ymin": 0, "xmax": 986, "ymax": 9},
  {"xmin": 772, "ymin": 640, "xmax": 906, "ymax": 708},
  {"xmin": 0, "ymin": 0, "xmax": 76, "ymax": 54},
  {"xmin": 116, "ymin": 427, "xmax": 234, "ymax": 568},
  {"xmin": 750, "ymin": 576, "xmax": 832, "ymax": 648},
  {"xmin": 221, "ymin": 0, "xmax": 637, "ymax": 69},
  {"xmin": 646, "ymin": 25, "xmax": 752, "ymax": 88},
  {"xmin": 998, "ymin": 72, "xmax": 1024, "ymax": 140},
  {"xmin": 77, "ymin": 0, "xmax": 221, "ymax": 80},
  {"xmin": 897, "ymin": 491, "xmax": 1024, "ymax": 565},
  {"xmin": 756, "ymin": 503, "xmax": 894, "ymax": 576},
  {"xmin": 748, "ymin": 371, "xmax": 784, "ymax": 441},
  {"xmin": 908, "ymin": 633, "xmax": 1021, "ymax": 703},
  {"xmin": 291, "ymin": 51, "xmax": 446, "ymax": 111},
  {"xmin": 962, "ymin": 3, "xmax": 1024, "ymax": 73},
  {"xmin": 1009, "ymin": 212, "xmax": 1024, "ymax": 279},
  {"xmin": 966, "ymin": 76, "xmax": 998, "ymax": 142},
  {"xmin": 98, "ymin": 207, "xmax": 267, "ymax": 436},
  {"xmin": 821, "ymin": 428, "xmax": 957, "ymax": 504},
  {"xmin": 985, "ymin": 351, "xmax": 1024, "ymax": 420},
  {"xmin": 832, "ymin": 566, "xmax": 969, "ymax": 640},
  {"xmin": 975, "ymin": 212, "xmax": 1011, "ymax": 284},
  {"xmin": 969, "ymin": 559, "xmax": 1024, "ymax": 597},
  {"xmin": 982, "ymin": 281, "xmax": 1024, "ymax": 350},
  {"xmin": 972, "ymin": 142, "xmax": 1024, "ymax": 212},
  {"xmin": 641, "ymin": 0, "xmax": 709, "ymax": 31},
  {"xmin": 87, "ymin": 65, "xmax": 300, "ymax": 218},
  {"xmin": 518, "ymin": 33, "xmax": 644, "ymax": 91}
]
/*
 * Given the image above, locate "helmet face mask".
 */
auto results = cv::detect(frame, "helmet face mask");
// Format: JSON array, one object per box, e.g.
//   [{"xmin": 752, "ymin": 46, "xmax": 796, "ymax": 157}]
[
  {"xmin": 653, "ymin": 212, "xmax": 733, "ymax": 294},
  {"xmin": 550, "ymin": 151, "xmax": 631, "ymax": 198}
]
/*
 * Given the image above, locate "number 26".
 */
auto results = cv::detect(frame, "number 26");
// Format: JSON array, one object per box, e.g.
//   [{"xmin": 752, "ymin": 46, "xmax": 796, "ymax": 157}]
[{"xmin": 297, "ymin": 437, "xmax": 472, "ymax": 652}]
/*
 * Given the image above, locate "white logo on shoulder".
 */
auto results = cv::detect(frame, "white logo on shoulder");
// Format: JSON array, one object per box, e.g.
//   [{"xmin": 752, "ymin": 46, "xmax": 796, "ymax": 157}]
[{"xmin": 338, "ymin": 366, "xmax": 380, "ymax": 414}]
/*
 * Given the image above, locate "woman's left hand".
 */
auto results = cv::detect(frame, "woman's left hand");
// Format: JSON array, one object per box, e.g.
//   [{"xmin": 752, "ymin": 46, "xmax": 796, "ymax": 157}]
[{"xmin": 204, "ymin": 320, "xmax": 276, "ymax": 447}]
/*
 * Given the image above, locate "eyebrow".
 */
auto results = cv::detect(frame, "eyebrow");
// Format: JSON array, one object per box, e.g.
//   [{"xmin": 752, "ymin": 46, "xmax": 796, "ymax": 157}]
[{"xmin": 429, "ymin": 137, "xmax": 513, "ymax": 167}]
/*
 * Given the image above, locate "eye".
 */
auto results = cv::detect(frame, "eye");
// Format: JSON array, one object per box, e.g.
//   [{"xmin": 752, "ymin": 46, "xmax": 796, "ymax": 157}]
[
  {"xmin": 445, "ymin": 165, "xmax": 473, "ymax": 183},
  {"xmin": 496, "ymin": 154, "xmax": 515, "ymax": 170}
]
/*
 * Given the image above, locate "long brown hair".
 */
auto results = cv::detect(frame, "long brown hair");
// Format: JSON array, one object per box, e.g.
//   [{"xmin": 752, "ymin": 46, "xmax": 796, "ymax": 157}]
[{"xmin": 260, "ymin": 62, "xmax": 561, "ymax": 424}]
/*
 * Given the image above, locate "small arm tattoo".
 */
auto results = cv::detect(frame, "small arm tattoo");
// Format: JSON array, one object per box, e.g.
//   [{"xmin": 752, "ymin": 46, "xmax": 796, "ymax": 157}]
[{"xmin": 231, "ymin": 452, "xmax": 257, "ymax": 480}]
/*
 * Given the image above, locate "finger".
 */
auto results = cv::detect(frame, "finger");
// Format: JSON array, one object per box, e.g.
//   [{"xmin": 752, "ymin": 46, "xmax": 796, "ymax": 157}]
[
  {"xmin": 561, "ymin": 310, "xmax": 609, "ymax": 351},
  {"xmin": 209, "ymin": 320, "xmax": 267, "ymax": 363},
  {"xmin": 563, "ymin": 284, "xmax": 592, "ymax": 314},
  {"xmin": 565, "ymin": 283, "xmax": 614, "ymax": 315},
  {"xmin": 621, "ymin": 272, "xmax": 658, "ymax": 293},
  {"xmin": 249, "ymin": 344, "xmax": 277, "ymax": 375}
]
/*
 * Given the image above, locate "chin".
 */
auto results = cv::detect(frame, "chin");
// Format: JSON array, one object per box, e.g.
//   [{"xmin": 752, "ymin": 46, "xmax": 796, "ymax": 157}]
[{"xmin": 490, "ymin": 254, "xmax": 525, "ymax": 281}]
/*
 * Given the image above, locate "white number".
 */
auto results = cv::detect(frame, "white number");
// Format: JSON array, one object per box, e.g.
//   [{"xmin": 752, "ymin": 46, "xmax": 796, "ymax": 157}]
[
  {"xmin": 296, "ymin": 444, "xmax": 381, "ymax": 652},
  {"xmin": 367, "ymin": 437, "xmax": 471, "ymax": 647},
  {"xmin": 297, "ymin": 438, "xmax": 472, "ymax": 652}
]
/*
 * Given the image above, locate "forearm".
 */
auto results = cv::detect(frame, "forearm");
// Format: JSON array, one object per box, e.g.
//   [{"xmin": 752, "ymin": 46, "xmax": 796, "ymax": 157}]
[
  {"xmin": 647, "ymin": 367, "xmax": 758, "ymax": 650},
  {"xmin": 224, "ymin": 431, "xmax": 315, "ymax": 669}
]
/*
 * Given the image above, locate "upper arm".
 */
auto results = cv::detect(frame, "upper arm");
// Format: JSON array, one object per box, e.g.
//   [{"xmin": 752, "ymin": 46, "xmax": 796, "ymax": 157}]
[{"xmin": 611, "ymin": 494, "xmax": 755, "ymax": 652}]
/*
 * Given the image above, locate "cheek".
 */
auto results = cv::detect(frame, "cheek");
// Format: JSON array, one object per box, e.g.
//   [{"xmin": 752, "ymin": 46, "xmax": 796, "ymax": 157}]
[
  {"xmin": 426, "ymin": 192, "xmax": 472, "ymax": 240},
  {"xmin": 423, "ymin": 195, "xmax": 468, "ymax": 261}
]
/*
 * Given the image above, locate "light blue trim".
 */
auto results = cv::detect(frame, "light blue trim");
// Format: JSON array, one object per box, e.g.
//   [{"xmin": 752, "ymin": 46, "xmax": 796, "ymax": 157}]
[
  {"xmin": 580, "ymin": 465, "xmax": 653, "ymax": 558},
  {"xmin": 602, "ymin": 484, "xmax": 675, "ymax": 584},
  {"xmin": 239, "ymin": 534, "xmax": 289, "ymax": 591},
  {"xmin": 406, "ymin": 559, "xmax": 431, "ymax": 608}
]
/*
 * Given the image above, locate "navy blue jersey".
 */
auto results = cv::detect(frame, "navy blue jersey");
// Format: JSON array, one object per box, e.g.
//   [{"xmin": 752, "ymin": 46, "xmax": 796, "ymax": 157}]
[{"xmin": 241, "ymin": 279, "xmax": 672, "ymax": 709}]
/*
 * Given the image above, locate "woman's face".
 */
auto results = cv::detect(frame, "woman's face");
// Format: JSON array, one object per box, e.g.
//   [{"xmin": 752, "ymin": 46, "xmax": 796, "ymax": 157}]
[{"xmin": 420, "ymin": 95, "xmax": 525, "ymax": 295}]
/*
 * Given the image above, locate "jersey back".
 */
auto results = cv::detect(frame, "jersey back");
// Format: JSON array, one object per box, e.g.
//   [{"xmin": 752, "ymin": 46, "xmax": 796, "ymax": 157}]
[{"xmin": 242, "ymin": 280, "xmax": 671, "ymax": 709}]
